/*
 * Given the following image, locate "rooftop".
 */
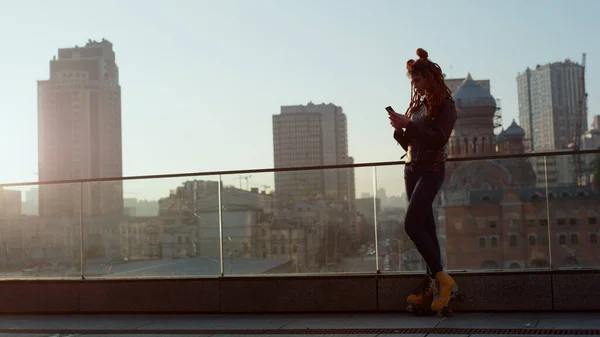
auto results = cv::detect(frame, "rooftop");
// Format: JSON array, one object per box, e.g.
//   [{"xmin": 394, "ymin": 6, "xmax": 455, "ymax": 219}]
[{"xmin": 452, "ymin": 73, "xmax": 497, "ymax": 109}]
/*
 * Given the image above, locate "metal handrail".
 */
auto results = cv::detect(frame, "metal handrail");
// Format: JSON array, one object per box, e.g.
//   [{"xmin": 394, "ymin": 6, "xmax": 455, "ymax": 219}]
[{"xmin": 2, "ymin": 148, "xmax": 598, "ymax": 188}]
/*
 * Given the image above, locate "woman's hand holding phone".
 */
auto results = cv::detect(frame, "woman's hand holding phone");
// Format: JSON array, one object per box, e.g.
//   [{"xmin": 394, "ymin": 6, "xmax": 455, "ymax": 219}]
[{"xmin": 386, "ymin": 106, "xmax": 409, "ymax": 129}]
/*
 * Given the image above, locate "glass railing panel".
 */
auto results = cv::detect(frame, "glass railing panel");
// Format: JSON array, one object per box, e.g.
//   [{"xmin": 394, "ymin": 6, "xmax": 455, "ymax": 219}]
[
  {"xmin": 377, "ymin": 153, "xmax": 555, "ymax": 273},
  {"xmin": 2, "ymin": 149, "xmax": 599, "ymax": 280},
  {"xmin": 441, "ymin": 154, "xmax": 551, "ymax": 271},
  {"xmin": 81, "ymin": 176, "xmax": 221, "ymax": 278},
  {"xmin": 219, "ymin": 165, "xmax": 376, "ymax": 275},
  {"xmin": 543, "ymin": 152, "xmax": 600, "ymax": 269},
  {"xmin": 373, "ymin": 164, "xmax": 410, "ymax": 273},
  {"xmin": 0, "ymin": 183, "xmax": 82, "ymax": 279}
]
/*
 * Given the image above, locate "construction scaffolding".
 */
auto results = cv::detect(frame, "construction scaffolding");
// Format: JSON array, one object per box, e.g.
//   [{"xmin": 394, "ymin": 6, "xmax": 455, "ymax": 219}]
[{"xmin": 567, "ymin": 53, "xmax": 587, "ymax": 185}]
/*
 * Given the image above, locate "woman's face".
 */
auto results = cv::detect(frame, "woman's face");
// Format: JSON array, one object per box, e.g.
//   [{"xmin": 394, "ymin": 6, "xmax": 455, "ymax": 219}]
[{"xmin": 410, "ymin": 72, "xmax": 429, "ymax": 95}]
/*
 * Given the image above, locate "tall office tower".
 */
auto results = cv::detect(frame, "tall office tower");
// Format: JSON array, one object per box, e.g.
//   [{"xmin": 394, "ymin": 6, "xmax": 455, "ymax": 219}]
[
  {"xmin": 38, "ymin": 39, "xmax": 123, "ymax": 217},
  {"xmin": 272, "ymin": 102, "xmax": 355, "ymax": 206},
  {"xmin": 517, "ymin": 59, "xmax": 587, "ymax": 152}
]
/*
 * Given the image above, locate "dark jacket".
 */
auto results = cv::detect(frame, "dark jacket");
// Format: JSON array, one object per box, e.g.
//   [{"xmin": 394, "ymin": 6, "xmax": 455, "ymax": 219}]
[{"xmin": 393, "ymin": 97, "xmax": 457, "ymax": 163}]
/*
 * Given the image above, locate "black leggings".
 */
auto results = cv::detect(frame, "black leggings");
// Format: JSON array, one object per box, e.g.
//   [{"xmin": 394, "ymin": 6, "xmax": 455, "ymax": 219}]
[{"xmin": 404, "ymin": 162, "xmax": 445, "ymax": 277}]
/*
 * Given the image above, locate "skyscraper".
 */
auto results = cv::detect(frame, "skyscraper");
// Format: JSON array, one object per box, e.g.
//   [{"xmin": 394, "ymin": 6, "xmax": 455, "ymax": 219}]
[
  {"xmin": 272, "ymin": 102, "xmax": 355, "ymax": 206},
  {"xmin": 517, "ymin": 59, "xmax": 587, "ymax": 152},
  {"xmin": 37, "ymin": 39, "xmax": 123, "ymax": 217}
]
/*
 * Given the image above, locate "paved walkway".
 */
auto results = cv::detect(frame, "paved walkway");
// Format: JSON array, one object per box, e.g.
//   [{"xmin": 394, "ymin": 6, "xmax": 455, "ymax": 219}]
[{"xmin": 0, "ymin": 312, "xmax": 598, "ymax": 336}]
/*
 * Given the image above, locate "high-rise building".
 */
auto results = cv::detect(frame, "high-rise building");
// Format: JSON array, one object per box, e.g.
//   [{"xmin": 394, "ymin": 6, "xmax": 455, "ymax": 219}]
[
  {"xmin": 37, "ymin": 39, "xmax": 123, "ymax": 217},
  {"xmin": 272, "ymin": 102, "xmax": 355, "ymax": 206},
  {"xmin": 517, "ymin": 59, "xmax": 587, "ymax": 152}
]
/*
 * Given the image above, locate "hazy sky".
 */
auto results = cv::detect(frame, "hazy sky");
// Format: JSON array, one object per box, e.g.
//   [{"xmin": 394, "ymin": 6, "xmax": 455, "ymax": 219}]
[{"xmin": 0, "ymin": 0, "xmax": 598, "ymax": 200}]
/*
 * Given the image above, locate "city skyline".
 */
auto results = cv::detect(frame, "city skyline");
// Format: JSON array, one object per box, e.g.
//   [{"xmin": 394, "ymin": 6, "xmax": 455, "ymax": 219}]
[{"xmin": 0, "ymin": 0, "xmax": 598, "ymax": 201}]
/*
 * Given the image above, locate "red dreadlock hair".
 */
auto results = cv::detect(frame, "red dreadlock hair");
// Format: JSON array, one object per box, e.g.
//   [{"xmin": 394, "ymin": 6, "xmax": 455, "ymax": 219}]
[{"xmin": 405, "ymin": 48, "xmax": 452, "ymax": 119}]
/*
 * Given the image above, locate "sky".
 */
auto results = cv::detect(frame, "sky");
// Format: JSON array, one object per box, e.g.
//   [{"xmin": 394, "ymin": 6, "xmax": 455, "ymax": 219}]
[{"xmin": 0, "ymin": 0, "xmax": 598, "ymax": 201}]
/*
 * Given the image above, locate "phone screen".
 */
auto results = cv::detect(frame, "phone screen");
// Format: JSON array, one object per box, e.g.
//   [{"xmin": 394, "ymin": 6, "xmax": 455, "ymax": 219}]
[{"xmin": 385, "ymin": 106, "xmax": 395, "ymax": 114}]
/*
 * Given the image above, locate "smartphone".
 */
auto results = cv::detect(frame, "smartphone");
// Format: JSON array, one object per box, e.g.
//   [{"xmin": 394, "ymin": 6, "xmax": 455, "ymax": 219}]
[{"xmin": 385, "ymin": 106, "xmax": 395, "ymax": 114}]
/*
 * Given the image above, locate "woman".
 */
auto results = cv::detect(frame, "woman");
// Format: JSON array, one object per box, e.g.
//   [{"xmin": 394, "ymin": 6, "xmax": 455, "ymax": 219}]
[{"xmin": 388, "ymin": 48, "xmax": 458, "ymax": 313}]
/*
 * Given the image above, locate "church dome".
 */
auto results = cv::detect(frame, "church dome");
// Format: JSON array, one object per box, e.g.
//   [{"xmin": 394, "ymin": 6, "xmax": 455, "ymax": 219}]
[
  {"xmin": 497, "ymin": 128, "xmax": 507, "ymax": 142},
  {"xmin": 504, "ymin": 119, "xmax": 526, "ymax": 140},
  {"xmin": 452, "ymin": 73, "xmax": 497, "ymax": 109}
]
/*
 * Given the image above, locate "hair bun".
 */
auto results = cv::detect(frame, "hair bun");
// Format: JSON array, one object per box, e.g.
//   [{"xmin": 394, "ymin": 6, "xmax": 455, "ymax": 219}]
[{"xmin": 416, "ymin": 48, "xmax": 429, "ymax": 60}]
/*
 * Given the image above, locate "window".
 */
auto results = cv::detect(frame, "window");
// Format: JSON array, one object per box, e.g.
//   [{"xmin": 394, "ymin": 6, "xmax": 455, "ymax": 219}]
[
  {"xmin": 589, "ymin": 217, "xmax": 597, "ymax": 225},
  {"xmin": 478, "ymin": 237, "xmax": 486, "ymax": 249},
  {"xmin": 569, "ymin": 218, "xmax": 578, "ymax": 226},
  {"xmin": 557, "ymin": 218, "xmax": 566, "ymax": 226},
  {"xmin": 540, "ymin": 219, "xmax": 548, "ymax": 227},
  {"xmin": 590, "ymin": 233, "xmax": 597, "ymax": 245},
  {"xmin": 490, "ymin": 237, "xmax": 499, "ymax": 248},
  {"xmin": 571, "ymin": 233, "xmax": 579, "ymax": 245},
  {"xmin": 559, "ymin": 234, "xmax": 566, "ymax": 245},
  {"xmin": 510, "ymin": 220, "xmax": 519, "ymax": 229},
  {"xmin": 509, "ymin": 235, "xmax": 518, "ymax": 247},
  {"xmin": 528, "ymin": 235, "xmax": 537, "ymax": 246},
  {"xmin": 482, "ymin": 137, "xmax": 486, "ymax": 153},
  {"xmin": 489, "ymin": 221, "xmax": 497, "ymax": 228}
]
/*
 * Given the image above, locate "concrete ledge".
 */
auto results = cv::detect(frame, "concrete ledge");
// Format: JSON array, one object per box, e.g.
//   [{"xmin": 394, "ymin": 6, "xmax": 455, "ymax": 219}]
[
  {"xmin": 454, "ymin": 272, "xmax": 552, "ymax": 311},
  {"xmin": 78, "ymin": 278, "xmax": 220, "ymax": 313},
  {"xmin": 377, "ymin": 274, "xmax": 423, "ymax": 311},
  {"xmin": 0, "ymin": 280, "xmax": 79, "ymax": 313},
  {"xmin": 219, "ymin": 275, "xmax": 378, "ymax": 313},
  {"xmin": 552, "ymin": 270, "xmax": 600, "ymax": 311},
  {"xmin": 0, "ymin": 270, "xmax": 596, "ymax": 313}
]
